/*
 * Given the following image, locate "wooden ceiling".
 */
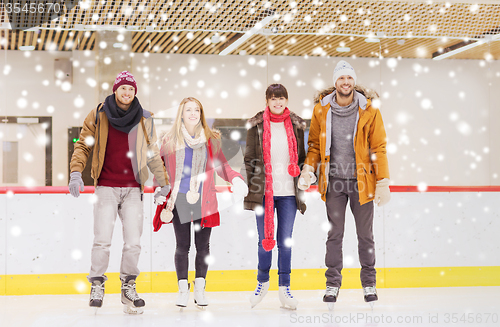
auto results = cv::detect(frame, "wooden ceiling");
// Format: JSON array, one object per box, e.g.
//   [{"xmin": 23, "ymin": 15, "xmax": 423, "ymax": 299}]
[{"xmin": 0, "ymin": 0, "xmax": 499, "ymax": 60}]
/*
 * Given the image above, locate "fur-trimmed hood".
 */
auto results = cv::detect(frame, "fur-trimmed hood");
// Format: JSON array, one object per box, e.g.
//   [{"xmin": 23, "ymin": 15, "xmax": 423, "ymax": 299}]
[
  {"xmin": 313, "ymin": 85, "xmax": 379, "ymax": 105},
  {"xmin": 247, "ymin": 110, "xmax": 307, "ymax": 130}
]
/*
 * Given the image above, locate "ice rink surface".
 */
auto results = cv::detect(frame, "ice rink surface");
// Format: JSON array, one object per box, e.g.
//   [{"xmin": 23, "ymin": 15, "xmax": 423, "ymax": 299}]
[{"xmin": 1, "ymin": 287, "xmax": 498, "ymax": 327}]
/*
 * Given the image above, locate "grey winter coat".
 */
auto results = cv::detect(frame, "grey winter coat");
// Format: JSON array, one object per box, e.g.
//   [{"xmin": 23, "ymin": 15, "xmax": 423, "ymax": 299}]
[{"xmin": 243, "ymin": 110, "xmax": 307, "ymax": 214}]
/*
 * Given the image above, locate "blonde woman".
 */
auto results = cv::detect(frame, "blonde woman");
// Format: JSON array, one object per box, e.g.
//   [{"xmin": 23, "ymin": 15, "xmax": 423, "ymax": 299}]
[{"xmin": 153, "ymin": 97, "xmax": 248, "ymax": 308}]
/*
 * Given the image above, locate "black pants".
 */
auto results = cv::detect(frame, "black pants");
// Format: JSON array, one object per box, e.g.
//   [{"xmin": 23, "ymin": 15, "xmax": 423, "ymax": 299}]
[{"xmin": 172, "ymin": 193, "xmax": 212, "ymax": 280}]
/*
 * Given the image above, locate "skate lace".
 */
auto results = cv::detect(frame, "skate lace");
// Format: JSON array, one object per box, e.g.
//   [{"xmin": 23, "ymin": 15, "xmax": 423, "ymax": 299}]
[
  {"xmin": 283, "ymin": 286, "xmax": 294, "ymax": 299},
  {"xmin": 254, "ymin": 282, "xmax": 265, "ymax": 296},
  {"xmin": 363, "ymin": 286, "xmax": 377, "ymax": 296},
  {"xmin": 123, "ymin": 282, "xmax": 140, "ymax": 301},
  {"xmin": 90, "ymin": 283, "xmax": 104, "ymax": 300},
  {"xmin": 325, "ymin": 286, "xmax": 339, "ymax": 297}
]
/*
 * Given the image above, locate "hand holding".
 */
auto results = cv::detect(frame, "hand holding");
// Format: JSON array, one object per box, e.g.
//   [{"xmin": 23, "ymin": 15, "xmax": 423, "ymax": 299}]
[
  {"xmin": 154, "ymin": 185, "xmax": 171, "ymax": 205},
  {"xmin": 231, "ymin": 177, "xmax": 248, "ymax": 197},
  {"xmin": 298, "ymin": 164, "xmax": 316, "ymax": 191}
]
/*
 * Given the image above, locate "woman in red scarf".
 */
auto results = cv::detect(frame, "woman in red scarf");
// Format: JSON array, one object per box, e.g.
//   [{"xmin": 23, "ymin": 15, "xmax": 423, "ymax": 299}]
[{"xmin": 244, "ymin": 84, "xmax": 307, "ymax": 310}]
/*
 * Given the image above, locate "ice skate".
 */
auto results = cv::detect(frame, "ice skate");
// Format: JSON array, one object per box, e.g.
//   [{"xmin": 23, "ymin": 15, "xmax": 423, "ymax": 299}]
[
  {"xmin": 323, "ymin": 286, "xmax": 339, "ymax": 311},
  {"xmin": 193, "ymin": 277, "xmax": 208, "ymax": 309},
  {"xmin": 249, "ymin": 281, "xmax": 269, "ymax": 308},
  {"xmin": 363, "ymin": 286, "xmax": 378, "ymax": 308},
  {"xmin": 278, "ymin": 286, "xmax": 298, "ymax": 310},
  {"xmin": 176, "ymin": 279, "xmax": 190, "ymax": 308},
  {"xmin": 89, "ymin": 278, "xmax": 105, "ymax": 313},
  {"xmin": 121, "ymin": 277, "xmax": 145, "ymax": 314}
]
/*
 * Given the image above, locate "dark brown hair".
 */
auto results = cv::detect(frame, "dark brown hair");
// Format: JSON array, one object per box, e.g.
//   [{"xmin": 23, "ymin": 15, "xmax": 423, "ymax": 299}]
[{"xmin": 265, "ymin": 84, "xmax": 288, "ymax": 100}]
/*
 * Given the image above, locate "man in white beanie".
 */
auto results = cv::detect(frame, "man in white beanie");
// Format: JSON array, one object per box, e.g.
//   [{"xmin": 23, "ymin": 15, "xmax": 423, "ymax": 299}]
[{"xmin": 298, "ymin": 60, "xmax": 391, "ymax": 307}]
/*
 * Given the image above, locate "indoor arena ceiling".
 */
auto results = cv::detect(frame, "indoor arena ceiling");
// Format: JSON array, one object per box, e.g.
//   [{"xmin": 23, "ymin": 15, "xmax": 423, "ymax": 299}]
[{"xmin": 0, "ymin": 0, "xmax": 499, "ymax": 60}]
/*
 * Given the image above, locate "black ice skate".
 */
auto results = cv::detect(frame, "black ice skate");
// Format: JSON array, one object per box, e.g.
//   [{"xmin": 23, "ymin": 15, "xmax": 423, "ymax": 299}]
[
  {"xmin": 323, "ymin": 286, "xmax": 339, "ymax": 311},
  {"xmin": 121, "ymin": 277, "xmax": 145, "ymax": 314},
  {"xmin": 363, "ymin": 286, "xmax": 378, "ymax": 308},
  {"xmin": 89, "ymin": 278, "xmax": 105, "ymax": 309}
]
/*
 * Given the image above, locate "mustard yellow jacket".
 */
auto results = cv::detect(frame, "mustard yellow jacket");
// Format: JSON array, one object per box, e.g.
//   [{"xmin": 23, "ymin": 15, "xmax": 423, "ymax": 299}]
[
  {"xmin": 70, "ymin": 104, "xmax": 169, "ymax": 190},
  {"xmin": 304, "ymin": 86, "xmax": 389, "ymax": 205}
]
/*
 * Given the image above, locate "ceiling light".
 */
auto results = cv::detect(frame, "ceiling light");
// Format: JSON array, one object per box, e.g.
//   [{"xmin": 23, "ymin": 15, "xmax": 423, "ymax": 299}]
[
  {"xmin": 365, "ymin": 38, "xmax": 380, "ymax": 43},
  {"xmin": 219, "ymin": 14, "xmax": 276, "ymax": 55},
  {"xmin": 336, "ymin": 47, "xmax": 350, "ymax": 52},
  {"xmin": 433, "ymin": 34, "xmax": 499, "ymax": 60},
  {"xmin": 19, "ymin": 46, "xmax": 35, "ymax": 51}
]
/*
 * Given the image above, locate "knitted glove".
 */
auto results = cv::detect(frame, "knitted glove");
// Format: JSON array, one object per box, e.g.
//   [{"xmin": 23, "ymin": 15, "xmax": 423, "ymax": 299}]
[
  {"xmin": 154, "ymin": 185, "xmax": 171, "ymax": 205},
  {"xmin": 231, "ymin": 177, "xmax": 248, "ymax": 197},
  {"xmin": 298, "ymin": 164, "xmax": 316, "ymax": 190},
  {"xmin": 68, "ymin": 171, "xmax": 84, "ymax": 198},
  {"xmin": 374, "ymin": 178, "xmax": 391, "ymax": 207}
]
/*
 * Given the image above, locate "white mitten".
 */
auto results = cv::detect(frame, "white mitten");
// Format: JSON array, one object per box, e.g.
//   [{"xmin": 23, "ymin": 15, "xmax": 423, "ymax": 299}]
[
  {"xmin": 231, "ymin": 177, "xmax": 248, "ymax": 197},
  {"xmin": 374, "ymin": 178, "xmax": 391, "ymax": 207},
  {"xmin": 298, "ymin": 164, "xmax": 316, "ymax": 191}
]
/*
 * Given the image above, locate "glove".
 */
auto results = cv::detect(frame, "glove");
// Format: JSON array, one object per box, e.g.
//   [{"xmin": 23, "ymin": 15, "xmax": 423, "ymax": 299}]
[
  {"xmin": 154, "ymin": 185, "xmax": 171, "ymax": 205},
  {"xmin": 298, "ymin": 164, "xmax": 316, "ymax": 190},
  {"xmin": 231, "ymin": 177, "xmax": 248, "ymax": 197},
  {"xmin": 374, "ymin": 178, "xmax": 391, "ymax": 207},
  {"xmin": 68, "ymin": 171, "xmax": 84, "ymax": 197}
]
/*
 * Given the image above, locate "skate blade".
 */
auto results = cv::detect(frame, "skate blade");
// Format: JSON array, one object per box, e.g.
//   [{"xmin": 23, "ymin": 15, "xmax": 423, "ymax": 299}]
[
  {"xmin": 327, "ymin": 303, "xmax": 335, "ymax": 311},
  {"xmin": 195, "ymin": 304, "xmax": 208, "ymax": 310},
  {"xmin": 280, "ymin": 305, "xmax": 297, "ymax": 311},
  {"xmin": 123, "ymin": 304, "xmax": 144, "ymax": 315},
  {"xmin": 369, "ymin": 302, "xmax": 375, "ymax": 309}
]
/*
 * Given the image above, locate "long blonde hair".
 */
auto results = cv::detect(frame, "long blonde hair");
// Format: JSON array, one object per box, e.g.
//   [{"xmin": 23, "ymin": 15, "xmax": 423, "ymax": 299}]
[{"xmin": 165, "ymin": 97, "xmax": 220, "ymax": 151}]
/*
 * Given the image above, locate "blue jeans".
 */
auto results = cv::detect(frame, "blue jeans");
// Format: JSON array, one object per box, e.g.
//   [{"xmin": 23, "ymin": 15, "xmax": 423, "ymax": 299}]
[{"xmin": 256, "ymin": 196, "xmax": 297, "ymax": 286}]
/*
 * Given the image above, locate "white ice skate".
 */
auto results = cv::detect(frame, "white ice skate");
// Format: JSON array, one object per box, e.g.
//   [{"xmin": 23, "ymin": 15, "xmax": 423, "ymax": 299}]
[
  {"xmin": 89, "ymin": 279, "xmax": 105, "ymax": 314},
  {"xmin": 176, "ymin": 279, "xmax": 190, "ymax": 308},
  {"xmin": 249, "ymin": 281, "xmax": 269, "ymax": 308},
  {"xmin": 121, "ymin": 278, "xmax": 145, "ymax": 314},
  {"xmin": 193, "ymin": 277, "xmax": 208, "ymax": 309},
  {"xmin": 363, "ymin": 286, "xmax": 378, "ymax": 309},
  {"xmin": 323, "ymin": 286, "xmax": 339, "ymax": 311},
  {"xmin": 278, "ymin": 286, "xmax": 298, "ymax": 310}
]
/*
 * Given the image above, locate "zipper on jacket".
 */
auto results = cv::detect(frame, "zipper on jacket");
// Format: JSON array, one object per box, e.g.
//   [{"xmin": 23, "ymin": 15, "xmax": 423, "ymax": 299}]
[{"xmin": 96, "ymin": 112, "xmax": 101, "ymax": 179}]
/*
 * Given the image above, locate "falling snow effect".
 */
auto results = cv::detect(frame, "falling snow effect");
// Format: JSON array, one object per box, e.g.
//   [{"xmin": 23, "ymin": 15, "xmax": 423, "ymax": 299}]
[{"xmin": 0, "ymin": 6, "xmax": 498, "ymax": 318}]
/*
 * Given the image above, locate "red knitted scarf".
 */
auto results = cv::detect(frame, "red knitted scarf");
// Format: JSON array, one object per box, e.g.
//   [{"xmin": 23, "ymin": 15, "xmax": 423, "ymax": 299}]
[{"xmin": 262, "ymin": 107, "xmax": 300, "ymax": 251}]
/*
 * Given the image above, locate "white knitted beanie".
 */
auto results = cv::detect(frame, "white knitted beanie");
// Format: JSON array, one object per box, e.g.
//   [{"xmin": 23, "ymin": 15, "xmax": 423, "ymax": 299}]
[{"xmin": 333, "ymin": 60, "xmax": 357, "ymax": 85}]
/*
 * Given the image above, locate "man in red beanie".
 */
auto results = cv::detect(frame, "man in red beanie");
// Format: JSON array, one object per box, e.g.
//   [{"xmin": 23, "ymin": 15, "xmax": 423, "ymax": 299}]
[{"xmin": 69, "ymin": 71, "xmax": 170, "ymax": 314}]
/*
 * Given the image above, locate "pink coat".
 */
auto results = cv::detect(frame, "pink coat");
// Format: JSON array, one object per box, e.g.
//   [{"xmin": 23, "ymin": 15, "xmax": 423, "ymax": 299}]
[{"xmin": 160, "ymin": 137, "xmax": 242, "ymax": 228}]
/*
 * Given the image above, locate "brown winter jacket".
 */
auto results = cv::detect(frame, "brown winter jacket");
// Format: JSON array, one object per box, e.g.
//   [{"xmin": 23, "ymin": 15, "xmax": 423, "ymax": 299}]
[
  {"xmin": 69, "ymin": 104, "xmax": 169, "ymax": 190},
  {"xmin": 243, "ymin": 110, "xmax": 307, "ymax": 214},
  {"xmin": 304, "ymin": 85, "xmax": 389, "ymax": 205}
]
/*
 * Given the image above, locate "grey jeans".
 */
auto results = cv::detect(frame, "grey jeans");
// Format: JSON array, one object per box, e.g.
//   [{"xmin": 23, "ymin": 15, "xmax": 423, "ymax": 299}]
[
  {"xmin": 325, "ymin": 177, "xmax": 375, "ymax": 288},
  {"xmin": 87, "ymin": 186, "xmax": 143, "ymax": 282}
]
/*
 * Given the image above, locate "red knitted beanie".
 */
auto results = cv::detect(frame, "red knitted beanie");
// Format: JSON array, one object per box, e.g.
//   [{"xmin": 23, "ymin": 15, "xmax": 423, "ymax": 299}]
[{"xmin": 113, "ymin": 71, "xmax": 137, "ymax": 95}]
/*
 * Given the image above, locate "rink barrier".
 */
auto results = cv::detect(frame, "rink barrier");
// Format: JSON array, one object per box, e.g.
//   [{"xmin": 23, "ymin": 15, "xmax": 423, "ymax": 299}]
[
  {"xmin": 1, "ymin": 186, "xmax": 499, "ymax": 295},
  {"xmin": 1, "ymin": 266, "xmax": 499, "ymax": 296},
  {"xmin": 2, "ymin": 185, "xmax": 500, "ymax": 194}
]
